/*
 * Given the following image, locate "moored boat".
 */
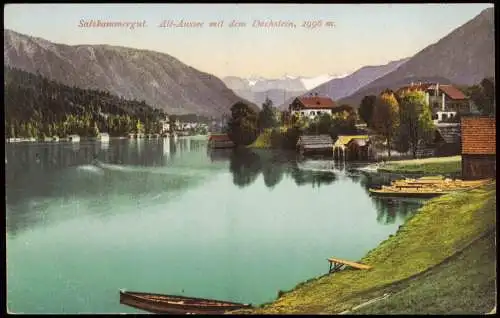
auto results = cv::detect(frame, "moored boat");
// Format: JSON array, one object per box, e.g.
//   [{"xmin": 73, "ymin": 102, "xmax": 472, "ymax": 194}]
[
  {"xmin": 119, "ymin": 289, "xmax": 253, "ymax": 314},
  {"xmin": 369, "ymin": 187, "xmax": 451, "ymax": 198}
]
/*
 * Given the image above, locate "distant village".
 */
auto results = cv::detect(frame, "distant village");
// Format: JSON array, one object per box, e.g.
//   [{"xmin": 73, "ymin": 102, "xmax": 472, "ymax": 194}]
[{"xmin": 208, "ymin": 80, "xmax": 496, "ymax": 180}]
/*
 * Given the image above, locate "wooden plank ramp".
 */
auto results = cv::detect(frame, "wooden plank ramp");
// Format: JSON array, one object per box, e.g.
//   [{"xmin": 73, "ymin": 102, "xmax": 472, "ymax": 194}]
[{"xmin": 327, "ymin": 257, "xmax": 372, "ymax": 273}]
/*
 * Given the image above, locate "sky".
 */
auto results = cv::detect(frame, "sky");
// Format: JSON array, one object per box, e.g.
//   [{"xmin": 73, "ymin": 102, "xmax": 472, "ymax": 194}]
[{"xmin": 4, "ymin": 3, "xmax": 494, "ymax": 79}]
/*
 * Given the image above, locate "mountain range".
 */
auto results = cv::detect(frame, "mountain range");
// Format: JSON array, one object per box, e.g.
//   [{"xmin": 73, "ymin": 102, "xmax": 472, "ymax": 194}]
[
  {"xmin": 222, "ymin": 74, "xmax": 345, "ymax": 107},
  {"xmin": 3, "ymin": 29, "xmax": 258, "ymax": 118},
  {"xmin": 3, "ymin": 7, "xmax": 494, "ymax": 117},
  {"xmin": 277, "ymin": 57, "xmax": 410, "ymax": 110},
  {"xmin": 337, "ymin": 7, "xmax": 494, "ymax": 107}
]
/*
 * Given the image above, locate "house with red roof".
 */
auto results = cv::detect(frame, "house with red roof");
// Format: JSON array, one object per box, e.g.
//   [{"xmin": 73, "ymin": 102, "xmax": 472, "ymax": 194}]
[
  {"xmin": 461, "ymin": 116, "xmax": 496, "ymax": 180},
  {"xmin": 397, "ymin": 82, "xmax": 471, "ymax": 123},
  {"xmin": 288, "ymin": 95, "xmax": 337, "ymax": 119}
]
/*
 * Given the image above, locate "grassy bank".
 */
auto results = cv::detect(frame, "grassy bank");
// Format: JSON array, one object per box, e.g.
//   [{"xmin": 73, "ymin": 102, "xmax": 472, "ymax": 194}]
[
  {"xmin": 377, "ymin": 156, "xmax": 461, "ymax": 175},
  {"xmin": 249, "ymin": 129, "xmax": 273, "ymax": 149},
  {"xmin": 233, "ymin": 181, "xmax": 496, "ymax": 314},
  {"xmin": 249, "ymin": 127, "xmax": 289, "ymax": 149}
]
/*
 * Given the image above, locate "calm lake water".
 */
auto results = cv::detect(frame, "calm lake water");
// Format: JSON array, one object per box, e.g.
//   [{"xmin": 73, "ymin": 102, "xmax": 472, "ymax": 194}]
[{"xmin": 6, "ymin": 137, "xmax": 424, "ymax": 314}]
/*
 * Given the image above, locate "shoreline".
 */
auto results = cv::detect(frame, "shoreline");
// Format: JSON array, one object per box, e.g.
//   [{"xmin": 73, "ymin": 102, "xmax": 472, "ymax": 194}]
[
  {"xmin": 233, "ymin": 180, "xmax": 496, "ymax": 314},
  {"xmin": 360, "ymin": 156, "xmax": 462, "ymax": 175}
]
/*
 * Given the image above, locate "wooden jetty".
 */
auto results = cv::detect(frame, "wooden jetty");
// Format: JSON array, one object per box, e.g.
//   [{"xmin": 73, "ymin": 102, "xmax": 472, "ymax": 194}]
[
  {"xmin": 119, "ymin": 289, "xmax": 252, "ymax": 314},
  {"xmin": 327, "ymin": 257, "xmax": 372, "ymax": 274}
]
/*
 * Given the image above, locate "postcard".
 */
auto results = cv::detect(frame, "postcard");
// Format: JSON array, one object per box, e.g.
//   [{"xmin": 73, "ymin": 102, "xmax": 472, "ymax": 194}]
[{"xmin": 4, "ymin": 3, "xmax": 496, "ymax": 315}]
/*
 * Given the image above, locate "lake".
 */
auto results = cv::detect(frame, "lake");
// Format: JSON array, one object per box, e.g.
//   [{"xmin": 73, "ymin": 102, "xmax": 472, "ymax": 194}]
[{"xmin": 6, "ymin": 137, "xmax": 424, "ymax": 314}]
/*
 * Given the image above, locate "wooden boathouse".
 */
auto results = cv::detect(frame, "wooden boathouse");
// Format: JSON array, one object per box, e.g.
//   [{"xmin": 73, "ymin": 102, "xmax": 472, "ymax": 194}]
[
  {"xmin": 461, "ymin": 116, "xmax": 496, "ymax": 180},
  {"xmin": 208, "ymin": 133, "xmax": 235, "ymax": 149},
  {"xmin": 333, "ymin": 135, "xmax": 371, "ymax": 160},
  {"xmin": 296, "ymin": 134, "xmax": 334, "ymax": 155},
  {"xmin": 433, "ymin": 123, "xmax": 461, "ymax": 156}
]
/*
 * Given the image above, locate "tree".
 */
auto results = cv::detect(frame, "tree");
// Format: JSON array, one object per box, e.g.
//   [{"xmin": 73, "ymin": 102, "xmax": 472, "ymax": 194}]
[
  {"xmin": 397, "ymin": 90, "xmax": 435, "ymax": 158},
  {"xmin": 372, "ymin": 91, "xmax": 400, "ymax": 158},
  {"xmin": 358, "ymin": 95, "xmax": 377, "ymax": 126},
  {"xmin": 258, "ymin": 97, "xmax": 278, "ymax": 131},
  {"xmin": 136, "ymin": 119, "xmax": 144, "ymax": 134},
  {"xmin": 468, "ymin": 78, "xmax": 495, "ymax": 116},
  {"xmin": 226, "ymin": 102, "xmax": 259, "ymax": 146}
]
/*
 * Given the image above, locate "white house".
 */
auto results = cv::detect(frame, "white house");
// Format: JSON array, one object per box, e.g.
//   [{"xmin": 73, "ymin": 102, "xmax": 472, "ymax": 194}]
[
  {"xmin": 289, "ymin": 96, "xmax": 336, "ymax": 119},
  {"xmin": 68, "ymin": 134, "xmax": 80, "ymax": 143},
  {"xmin": 98, "ymin": 132, "xmax": 110, "ymax": 142},
  {"xmin": 397, "ymin": 82, "xmax": 471, "ymax": 123}
]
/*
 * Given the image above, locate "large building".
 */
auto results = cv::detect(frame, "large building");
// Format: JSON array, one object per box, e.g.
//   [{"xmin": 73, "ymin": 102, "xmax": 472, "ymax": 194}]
[
  {"xmin": 289, "ymin": 96, "xmax": 336, "ymax": 119},
  {"xmin": 461, "ymin": 116, "xmax": 496, "ymax": 180},
  {"xmin": 397, "ymin": 82, "xmax": 471, "ymax": 123}
]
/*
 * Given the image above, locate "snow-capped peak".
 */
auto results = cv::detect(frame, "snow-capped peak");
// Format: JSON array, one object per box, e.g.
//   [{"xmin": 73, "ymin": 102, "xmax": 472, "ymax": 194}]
[{"xmin": 299, "ymin": 74, "xmax": 343, "ymax": 90}]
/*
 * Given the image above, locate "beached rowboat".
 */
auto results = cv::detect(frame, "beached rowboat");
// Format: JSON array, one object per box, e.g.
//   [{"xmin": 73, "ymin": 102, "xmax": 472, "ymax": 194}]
[{"xmin": 119, "ymin": 289, "xmax": 252, "ymax": 314}]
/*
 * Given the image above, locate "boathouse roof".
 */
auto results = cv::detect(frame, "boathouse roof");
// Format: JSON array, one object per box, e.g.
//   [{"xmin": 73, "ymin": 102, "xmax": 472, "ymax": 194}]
[
  {"xmin": 435, "ymin": 123, "xmax": 461, "ymax": 144},
  {"xmin": 208, "ymin": 134, "xmax": 232, "ymax": 141},
  {"xmin": 297, "ymin": 134, "xmax": 333, "ymax": 147},
  {"xmin": 461, "ymin": 116, "xmax": 496, "ymax": 155},
  {"xmin": 347, "ymin": 138, "xmax": 369, "ymax": 147},
  {"xmin": 334, "ymin": 135, "xmax": 369, "ymax": 148}
]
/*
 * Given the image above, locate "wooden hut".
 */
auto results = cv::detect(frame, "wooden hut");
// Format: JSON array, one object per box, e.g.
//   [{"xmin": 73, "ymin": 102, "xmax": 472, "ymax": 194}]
[
  {"xmin": 333, "ymin": 135, "xmax": 370, "ymax": 160},
  {"xmin": 461, "ymin": 116, "xmax": 496, "ymax": 180},
  {"xmin": 208, "ymin": 134, "xmax": 235, "ymax": 149},
  {"xmin": 346, "ymin": 138, "xmax": 371, "ymax": 161},
  {"xmin": 296, "ymin": 134, "xmax": 333, "ymax": 155},
  {"xmin": 433, "ymin": 123, "xmax": 461, "ymax": 156}
]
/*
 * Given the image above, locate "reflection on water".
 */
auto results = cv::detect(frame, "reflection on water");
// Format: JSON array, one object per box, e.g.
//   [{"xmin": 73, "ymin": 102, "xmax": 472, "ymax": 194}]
[{"xmin": 6, "ymin": 138, "xmax": 426, "ymax": 314}]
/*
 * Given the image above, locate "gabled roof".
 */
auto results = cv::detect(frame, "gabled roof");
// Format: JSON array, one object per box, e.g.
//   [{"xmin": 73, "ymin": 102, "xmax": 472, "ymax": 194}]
[
  {"xmin": 297, "ymin": 134, "xmax": 333, "ymax": 146},
  {"xmin": 347, "ymin": 138, "xmax": 369, "ymax": 147},
  {"xmin": 435, "ymin": 123, "xmax": 461, "ymax": 144},
  {"xmin": 461, "ymin": 117, "xmax": 496, "ymax": 155},
  {"xmin": 438, "ymin": 85, "xmax": 467, "ymax": 100},
  {"xmin": 334, "ymin": 135, "xmax": 369, "ymax": 147},
  {"xmin": 208, "ymin": 134, "xmax": 232, "ymax": 142},
  {"xmin": 397, "ymin": 83, "xmax": 467, "ymax": 100},
  {"xmin": 295, "ymin": 97, "xmax": 336, "ymax": 109}
]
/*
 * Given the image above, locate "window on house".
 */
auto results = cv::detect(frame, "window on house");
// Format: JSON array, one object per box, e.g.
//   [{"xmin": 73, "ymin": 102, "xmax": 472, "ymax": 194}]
[{"xmin": 442, "ymin": 114, "xmax": 448, "ymax": 120}]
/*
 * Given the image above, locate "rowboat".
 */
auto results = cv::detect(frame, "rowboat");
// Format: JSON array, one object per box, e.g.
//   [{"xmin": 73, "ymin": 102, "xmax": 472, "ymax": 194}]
[
  {"xmin": 369, "ymin": 187, "xmax": 451, "ymax": 198},
  {"xmin": 390, "ymin": 178, "xmax": 492, "ymax": 190},
  {"xmin": 119, "ymin": 289, "xmax": 253, "ymax": 314}
]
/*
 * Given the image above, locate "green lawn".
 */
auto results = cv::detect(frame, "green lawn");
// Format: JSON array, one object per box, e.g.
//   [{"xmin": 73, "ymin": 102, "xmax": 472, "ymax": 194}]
[
  {"xmin": 232, "ymin": 181, "xmax": 496, "ymax": 314},
  {"xmin": 377, "ymin": 156, "xmax": 461, "ymax": 175},
  {"xmin": 352, "ymin": 231, "xmax": 496, "ymax": 315}
]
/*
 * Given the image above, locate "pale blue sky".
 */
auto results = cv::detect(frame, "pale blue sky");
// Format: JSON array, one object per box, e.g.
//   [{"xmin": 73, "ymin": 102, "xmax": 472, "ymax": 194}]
[{"xmin": 4, "ymin": 3, "xmax": 494, "ymax": 78}]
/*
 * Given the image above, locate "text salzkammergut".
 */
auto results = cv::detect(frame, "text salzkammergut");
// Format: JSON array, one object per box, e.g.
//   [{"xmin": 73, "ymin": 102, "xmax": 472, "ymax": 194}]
[{"xmin": 78, "ymin": 19, "xmax": 147, "ymax": 30}]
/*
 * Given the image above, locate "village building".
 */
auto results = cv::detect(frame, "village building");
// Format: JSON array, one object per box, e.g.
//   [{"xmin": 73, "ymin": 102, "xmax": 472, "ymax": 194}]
[
  {"xmin": 433, "ymin": 122, "xmax": 461, "ymax": 156},
  {"xmin": 460, "ymin": 116, "xmax": 496, "ymax": 180},
  {"xmin": 159, "ymin": 117, "xmax": 170, "ymax": 133},
  {"xmin": 397, "ymin": 82, "xmax": 471, "ymax": 123},
  {"xmin": 67, "ymin": 134, "xmax": 80, "ymax": 143},
  {"xmin": 296, "ymin": 134, "xmax": 334, "ymax": 155},
  {"xmin": 208, "ymin": 133, "xmax": 235, "ymax": 149},
  {"xmin": 289, "ymin": 96, "xmax": 336, "ymax": 119},
  {"xmin": 333, "ymin": 135, "xmax": 371, "ymax": 161}
]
